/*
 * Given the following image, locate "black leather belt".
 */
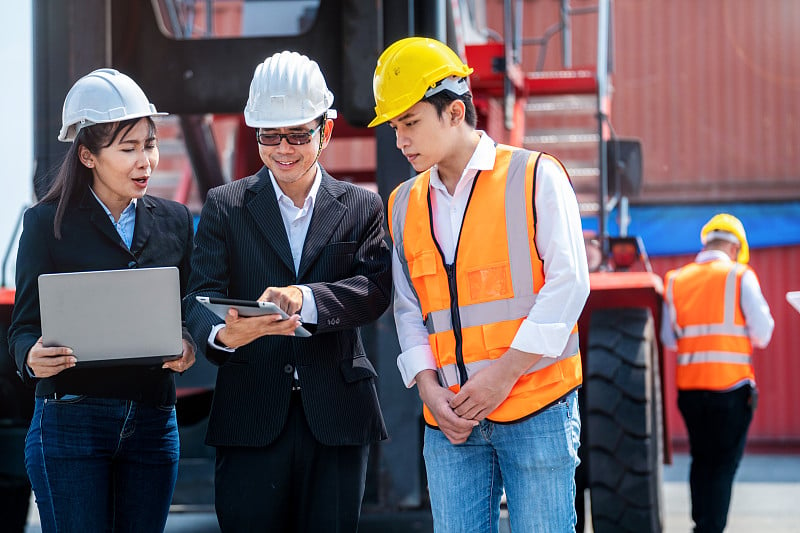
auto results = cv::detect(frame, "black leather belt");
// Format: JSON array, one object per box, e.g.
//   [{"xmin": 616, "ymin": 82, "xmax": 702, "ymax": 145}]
[{"xmin": 40, "ymin": 392, "xmax": 75, "ymax": 400}]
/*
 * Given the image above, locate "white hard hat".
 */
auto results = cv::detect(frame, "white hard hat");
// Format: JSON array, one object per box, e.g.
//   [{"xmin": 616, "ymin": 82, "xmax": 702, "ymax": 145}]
[
  {"xmin": 244, "ymin": 51, "xmax": 337, "ymax": 129},
  {"xmin": 58, "ymin": 68, "xmax": 167, "ymax": 142}
]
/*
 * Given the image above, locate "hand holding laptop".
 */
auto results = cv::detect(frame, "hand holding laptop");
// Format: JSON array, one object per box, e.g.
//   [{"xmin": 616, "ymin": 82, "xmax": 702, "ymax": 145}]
[
  {"xmin": 25, "ymin": 337, "xmax": 77, "ymax": 378},
  {"xmin": 38, "ymin": 267, "xmax": 185, "ymax": 366}
]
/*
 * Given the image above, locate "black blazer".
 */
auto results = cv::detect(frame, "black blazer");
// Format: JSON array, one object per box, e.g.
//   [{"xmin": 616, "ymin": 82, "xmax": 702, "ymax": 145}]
[
  {"xmin": 184, "ymin": 167, "xmax": 392, "ymax": 447},
  {"xmin": 8, "ymin": 190, "xmax": 194, "ymax": 406}
]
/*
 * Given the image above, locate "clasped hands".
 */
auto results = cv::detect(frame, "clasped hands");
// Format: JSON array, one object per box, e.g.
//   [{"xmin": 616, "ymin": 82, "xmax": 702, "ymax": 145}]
[
  {"xmin": 214, "ymin": 285, "xmax": 303, "ymax": 349},
  {"xmin": 417, "ymin": 348, "xmax": 541, "ymax": 445}
]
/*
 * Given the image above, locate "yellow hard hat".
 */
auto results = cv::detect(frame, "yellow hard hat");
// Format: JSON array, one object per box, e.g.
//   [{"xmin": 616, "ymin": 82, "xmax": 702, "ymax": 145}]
[
  {"xmin": 368, "ymin": 37, "xmax": 473, "ymax": 128},
  {"xmin": 700, "ymin": 213, "xmax": 750, "ymax": 264}
]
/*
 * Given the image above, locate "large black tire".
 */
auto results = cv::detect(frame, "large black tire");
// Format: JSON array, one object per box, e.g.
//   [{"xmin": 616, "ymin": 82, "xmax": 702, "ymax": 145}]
[{"xmin": 584, "ymin": 308, "xmax": 663, "ymax": 533}]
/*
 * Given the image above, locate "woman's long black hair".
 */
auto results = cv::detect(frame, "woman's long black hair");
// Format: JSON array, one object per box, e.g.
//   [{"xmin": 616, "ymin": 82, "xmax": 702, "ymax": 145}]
[{"xmin": 40, "ymin": 117, "xmax": 156, "ymax": 238}]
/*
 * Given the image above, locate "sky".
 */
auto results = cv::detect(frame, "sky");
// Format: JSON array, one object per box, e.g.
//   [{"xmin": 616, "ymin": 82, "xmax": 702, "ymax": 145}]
[{"xmin": 0, "ymin": 1, "xmax": 32, "ymax": 288}]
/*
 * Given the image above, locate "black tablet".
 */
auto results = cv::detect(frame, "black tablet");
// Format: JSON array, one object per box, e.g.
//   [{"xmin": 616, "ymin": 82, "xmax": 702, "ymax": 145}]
[{"xmin": 195, "ymin": 296, "xmax": 311, "ymax": 337}]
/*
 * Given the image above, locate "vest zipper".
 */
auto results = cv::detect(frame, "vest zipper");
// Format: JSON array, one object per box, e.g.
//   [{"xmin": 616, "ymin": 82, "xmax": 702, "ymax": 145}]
[
  {"xmin": 427, "ymin": 171, "xmax": 482, "ymax": 388},
  {"xmin": 445, "ymin": 262, "xmax": 469, "ymax": 386}
]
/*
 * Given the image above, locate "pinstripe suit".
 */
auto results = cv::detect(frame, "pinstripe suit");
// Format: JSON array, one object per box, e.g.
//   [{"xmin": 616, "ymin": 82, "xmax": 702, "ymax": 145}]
[{"xmin": 184, "ymin": 166, "xmax": 391, "ymax": 530}]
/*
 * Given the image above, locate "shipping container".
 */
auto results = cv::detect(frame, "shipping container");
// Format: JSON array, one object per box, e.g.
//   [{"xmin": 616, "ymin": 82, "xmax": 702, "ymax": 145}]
[{"xmin": 487, "ymin": 0, "xmax": 800, "ymax": 204}]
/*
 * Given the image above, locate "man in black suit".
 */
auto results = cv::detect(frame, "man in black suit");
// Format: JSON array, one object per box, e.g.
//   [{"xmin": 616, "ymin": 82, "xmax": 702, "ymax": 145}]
[{"xmin": 184, "ymin": 51, "xmax": 392, "ymax": 532}]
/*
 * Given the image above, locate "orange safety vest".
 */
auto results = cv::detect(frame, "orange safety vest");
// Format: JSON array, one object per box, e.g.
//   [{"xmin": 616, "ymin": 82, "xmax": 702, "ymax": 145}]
[
  {"xmin": 664, "ymin": 260, "xmax": 755, "ymax": 391},
  {"xmin": 388, "ymin": 145, "xmax": 582, "ymax": 425}
]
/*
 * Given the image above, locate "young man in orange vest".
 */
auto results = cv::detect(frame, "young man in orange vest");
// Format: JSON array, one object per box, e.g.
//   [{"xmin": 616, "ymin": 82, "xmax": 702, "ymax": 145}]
[
  {"xmin": 662, "ymin": 213, "xmax": 774, "ymax": 533},
  {"xmin": 369, "ymin": 37, "xmax": 590, "ymax": 532}
]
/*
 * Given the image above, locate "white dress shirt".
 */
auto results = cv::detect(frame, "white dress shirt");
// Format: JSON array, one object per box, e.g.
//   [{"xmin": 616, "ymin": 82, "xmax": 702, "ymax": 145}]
[
  {"xmin": 660, "ymin": 249, "xmax": 774, "ymax": 351},
  {"xmin": 207, "ymin": 166, "xmax": 321, "ymax": 351},
  {"xmin": 393, "ymin": 133, "xmax": 591, "ymax": 387}
]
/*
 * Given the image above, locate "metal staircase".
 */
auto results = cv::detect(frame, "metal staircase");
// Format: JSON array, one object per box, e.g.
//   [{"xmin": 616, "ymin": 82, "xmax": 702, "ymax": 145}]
[
  {"xmin": 517, "ymin": 0, "xmax": 611, "ymax": 217},
  {"xmin": 469, "ymin": 0, "xmax": 636, "ymax": 244}
]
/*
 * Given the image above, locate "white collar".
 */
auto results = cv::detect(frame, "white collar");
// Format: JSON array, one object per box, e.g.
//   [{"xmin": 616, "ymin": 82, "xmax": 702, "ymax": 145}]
[
  {"xmin": 695, "ymin": 249, "xmax": 733, "ymax": 263},
  {"xmin": 268, "ymin": 164, "xmax": 322, "ymax": 209},
  {"xmin": 429, "ymin": 131, "xmax": 496, "ymax": 194}
]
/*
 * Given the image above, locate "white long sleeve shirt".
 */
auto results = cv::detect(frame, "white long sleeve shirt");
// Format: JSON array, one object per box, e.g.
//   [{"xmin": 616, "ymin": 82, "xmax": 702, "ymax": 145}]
[
  {"xmin": 393, "ymin": 133, "xmax": 591, "ymax": 387},
  {"xmin": 660, "ymin": 249, "xmax": 774, "ymax": 351},
  {"xmin": 207, "ymin": 166, "xmax": 321, "ymax": 352}
]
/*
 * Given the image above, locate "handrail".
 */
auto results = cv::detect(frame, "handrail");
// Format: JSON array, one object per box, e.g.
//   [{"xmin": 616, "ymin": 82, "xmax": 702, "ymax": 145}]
[
  {"xmin": 2, "ymin": 207, "xmax": 27, "ymax": 288},
  {"xmin": 561, "ymin": 0, "xmax": 571, "ymax": 67},
  {"xmin": 518, "ymin": 1, "xmax": 600, "ymax": 73},
  {"xmin": 597, "ymin": 0, "xmax": 611, "ymax": 250},
  {"xmin": 503, "ymin": 0, "xmax": 614, "ymax": 247}
]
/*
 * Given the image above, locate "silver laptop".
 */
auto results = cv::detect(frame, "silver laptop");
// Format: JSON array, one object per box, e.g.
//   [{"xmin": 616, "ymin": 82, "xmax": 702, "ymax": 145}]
[{"xmin": 38, "ymin": 267, "xmax": 183, "ymax": 365}]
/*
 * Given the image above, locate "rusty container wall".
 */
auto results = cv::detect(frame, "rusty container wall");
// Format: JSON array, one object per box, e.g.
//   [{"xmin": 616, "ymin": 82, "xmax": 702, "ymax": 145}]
[
  {"xmin": 613, "ymin": 0, "xmax": 800, "ymax": 203},
  {"xmin": 486, "ymin": 0, "xmax": 800, "ymax": 202},
  {"xmin": 651, "ymin": 246, "xmax": 800, "ymax": 449}
]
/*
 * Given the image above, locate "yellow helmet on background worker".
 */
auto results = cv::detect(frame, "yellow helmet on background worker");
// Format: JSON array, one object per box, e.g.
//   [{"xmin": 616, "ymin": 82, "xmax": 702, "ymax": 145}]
[
  {"xmin": 368, "ymin": 37, "xmax": 473, "ymax": 127},
  {"xmin": 700, "ymin": 213, "xmax": 750, "ymax": 264}
]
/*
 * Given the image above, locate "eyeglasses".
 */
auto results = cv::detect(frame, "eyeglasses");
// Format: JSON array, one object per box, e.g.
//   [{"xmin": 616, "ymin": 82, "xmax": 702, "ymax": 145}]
[{"xmin": 256, "ymin": 124, "xmax": 323, "ymax": 146}]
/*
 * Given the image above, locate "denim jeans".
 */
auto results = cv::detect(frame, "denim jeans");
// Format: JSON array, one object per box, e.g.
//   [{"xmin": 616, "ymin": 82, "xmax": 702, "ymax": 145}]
[
  {"xmin": 26, "ymin": 396, "xmax": 180, "ymax": 533},
  {"xmin": 423, "ymin": 390, "xmax": 580, "ymax": 533}
]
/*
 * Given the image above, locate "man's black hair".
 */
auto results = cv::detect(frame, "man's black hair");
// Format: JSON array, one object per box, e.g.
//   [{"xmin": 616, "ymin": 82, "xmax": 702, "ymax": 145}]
[{"xmin": 423, "ymin": 89, "xmax": 477, "ymax": 128}]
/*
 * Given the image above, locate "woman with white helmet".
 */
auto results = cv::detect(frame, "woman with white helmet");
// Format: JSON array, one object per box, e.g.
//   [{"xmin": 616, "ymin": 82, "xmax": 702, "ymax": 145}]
[
  {"xmin": 8, "ymin": 68, "xmax": 196, "ymax": 532},
  {"xmin": 184, "ymin": 51, "xmax": 391, "ymax": 532}
]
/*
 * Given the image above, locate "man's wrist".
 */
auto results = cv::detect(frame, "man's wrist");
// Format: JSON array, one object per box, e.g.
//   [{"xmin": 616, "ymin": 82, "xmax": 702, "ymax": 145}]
[
  {"xmin": 503, "ymin": 348, "xmax": 542, "ymax": 378},
  {"xmin": 289, "ymin": 285, "xmax": 304, "ymax": 312},
  {"xmin": 415, "ymin": 369, "xmax": 441, "ymax": 399},
  {"xmin": 215, "ymin": 328, "xmax": 230, "ymax": 348}
]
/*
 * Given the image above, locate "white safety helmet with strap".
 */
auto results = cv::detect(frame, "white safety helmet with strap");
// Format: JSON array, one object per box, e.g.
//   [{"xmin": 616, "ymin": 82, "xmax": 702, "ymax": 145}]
[
  {"xmin": 244, "ymin": 51, "xmax": 337, "ymax": 128},
  {"xmin": 58, "ymin": 68, "xmax": 166, "ymax": 142}
]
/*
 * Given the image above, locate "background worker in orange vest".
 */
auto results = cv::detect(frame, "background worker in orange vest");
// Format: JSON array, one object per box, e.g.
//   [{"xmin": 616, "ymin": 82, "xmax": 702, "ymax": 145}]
[
  {"xmin": 369, "ymin": 37, "xmax": 590, "ymax": 532},
  {"xmin": 662, "ymin": 213, "xmax": 774, "ymax": 533}
]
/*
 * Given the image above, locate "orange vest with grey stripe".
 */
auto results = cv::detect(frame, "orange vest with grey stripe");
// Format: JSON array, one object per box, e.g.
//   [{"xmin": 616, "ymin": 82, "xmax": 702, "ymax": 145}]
[
  {"xmin": 664, "ymin": 260, "xmax": 755, "ymax": 391},
  {"xmin": 388, "ymin": 144, "xmax": 582, "ymax": 426}
]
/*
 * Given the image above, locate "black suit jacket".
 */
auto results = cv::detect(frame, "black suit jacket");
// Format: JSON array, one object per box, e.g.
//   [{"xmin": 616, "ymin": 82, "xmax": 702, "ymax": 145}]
[
  {"xmin": 184, "ymin": 167, "xmax": 391, "ymax": 447},
  {"xmin": 8, "ymin": 190, "xmax": 194, "ymax": 405}
]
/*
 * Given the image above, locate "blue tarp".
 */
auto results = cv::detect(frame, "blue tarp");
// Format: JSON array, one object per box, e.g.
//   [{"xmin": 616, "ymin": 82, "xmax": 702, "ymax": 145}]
[
  {"xmin": 581, "ymin": 201, "xmax": 800, "ymax": 257},
  {"xmin": 194, "ymin": 200, "xmax": 800, "ymax": 258}
]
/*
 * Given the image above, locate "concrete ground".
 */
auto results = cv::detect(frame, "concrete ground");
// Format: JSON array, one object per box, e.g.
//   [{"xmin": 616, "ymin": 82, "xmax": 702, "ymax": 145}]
[
  {"xmin": 656, "ymin": 453, "xmax": 800, "ymax": 533},
  {"xmin": 25, "ymin": 453, "xmax": 800, "ymax": 532}
]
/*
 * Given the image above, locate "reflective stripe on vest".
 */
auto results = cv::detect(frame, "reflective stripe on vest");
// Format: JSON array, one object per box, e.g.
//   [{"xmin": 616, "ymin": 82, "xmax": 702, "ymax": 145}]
[
  {"xmin": 389, "ymin": 146, "xmax": 582, "ymax": 423},
  {"xmin": 677, "ymin": 352, "xmax": 752, "ymax": 365},
  {"xmin": 437, "ymin": 332, "xmax": 580, "ymax": 389},
  {"xmin": 665, "ymin": 261, "xmax": 754, "ymax": 390}
]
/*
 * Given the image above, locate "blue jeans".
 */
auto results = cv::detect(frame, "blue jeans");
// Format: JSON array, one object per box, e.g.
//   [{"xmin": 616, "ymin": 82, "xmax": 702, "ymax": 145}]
[
  {"xmin": 26, "ymin": 396, "xmax": 180, "ymax": 533},
  {"xmin": 423, "ymin": 390, "xmax": 581, "ymax": 533}
]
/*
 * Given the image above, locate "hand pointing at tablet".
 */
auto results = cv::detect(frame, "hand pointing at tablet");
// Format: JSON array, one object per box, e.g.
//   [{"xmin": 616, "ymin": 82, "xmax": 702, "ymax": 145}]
[{"xmin": 258, "ymin": 285, "xmax": 303, "ymax": 315}]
